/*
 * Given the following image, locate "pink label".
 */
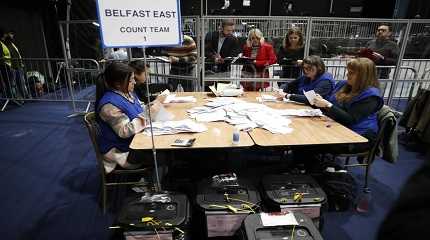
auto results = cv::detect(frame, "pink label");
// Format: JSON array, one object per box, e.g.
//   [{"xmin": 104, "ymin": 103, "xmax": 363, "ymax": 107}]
[{"xmin": 206, "ymin": 214, "xmax": 247, "ymax": 237}]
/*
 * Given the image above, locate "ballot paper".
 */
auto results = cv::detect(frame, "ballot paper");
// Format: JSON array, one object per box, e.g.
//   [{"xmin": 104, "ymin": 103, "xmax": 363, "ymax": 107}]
[
  {"xmin": 260, "ymin": 212, "xmax": 298, "ymax": 227},
  {"xmin": 256, "ymin": 94, "xmax": 278, "ymax": 102},
  {"xmin": 143, "ymin": 119, "xmax": 207, "ymax": 136},
  {"xmin": 163, "ymin": 94, "xmax": 196, "ymax": 103},
  {"xmin": 303, "ymin": 90, "xmax": 317, "ymax": 104},
  {"xmin": 209, "ymin": 83, "xmax": 243, "ymax": 97},
  {"xmin": 154, "ymin": 105, "xmax": 174, "ymax": 122},
  {"xmin": 187, "ymin": 98, "xmax": 295, "ymax": 134},
  {"xmin": 277, "ymin": 109, "xmax": 324, "ymax": 117}
]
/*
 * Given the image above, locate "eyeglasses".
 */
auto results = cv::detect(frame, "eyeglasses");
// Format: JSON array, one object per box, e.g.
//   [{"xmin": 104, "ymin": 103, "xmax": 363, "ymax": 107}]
[
  {"xmin": 377, "ymin": 28, "xmax": 388, "ymax": 32},
  {"xmin": 302, "ymin": 65, "xmax": 313, "ymax": 71}
]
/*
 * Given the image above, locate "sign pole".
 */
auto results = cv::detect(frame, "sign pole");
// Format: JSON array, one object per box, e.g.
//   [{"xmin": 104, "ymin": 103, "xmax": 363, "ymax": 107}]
[{"xmin": 143, "ymin": 48, "xmax": 162, "ymax": 192}]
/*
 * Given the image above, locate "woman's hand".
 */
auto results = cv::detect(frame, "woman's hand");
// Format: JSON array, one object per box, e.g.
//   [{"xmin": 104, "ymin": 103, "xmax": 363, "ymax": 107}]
[
  {"xmin": 138, "ymin": 115, "xmax": 147, "ymax": 126},
  {"xmin": 155, "ymin": 94, "xmax": 167, "ymax": 104},
  {"xmin": 312, "ymin": 94, "xmax": 332, "ymax": 108},
  {"xmin": 150, "ymin": 100, "xmax": 162, "ymax": 116},
  {"xmin": 275, "ymin": 89, "xmax": 286, "ymax": 101}
]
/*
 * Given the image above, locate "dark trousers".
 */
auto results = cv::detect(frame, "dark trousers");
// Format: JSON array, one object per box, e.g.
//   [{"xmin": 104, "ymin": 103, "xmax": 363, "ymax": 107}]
[{"xmin": 168, "ymin": 64, "xmax": 194, "ymax": 92}]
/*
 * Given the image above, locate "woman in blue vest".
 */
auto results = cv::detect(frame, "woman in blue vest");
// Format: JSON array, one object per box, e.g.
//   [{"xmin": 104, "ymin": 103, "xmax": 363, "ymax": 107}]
[
  {"xmin": 277, "ymin": 55, "xmax": 335, "ymax": 104},
  {"xmin": 294, "ymin": 57, "xmax": 383, "ymax": 173},
  {"xmin": 313, "ymin": 57, "xmax": 384, "ymax": 145},
  {"xmin": 95, "ymin": 62, "xmax": 164, "ymax": 173}
]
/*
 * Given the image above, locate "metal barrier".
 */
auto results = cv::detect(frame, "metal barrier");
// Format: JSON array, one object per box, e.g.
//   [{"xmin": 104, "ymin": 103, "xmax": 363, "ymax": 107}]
[
  {"xmin": 0, "ymin": 58, "xmax": 99, "ymax": 112},
  {"xmin": 1, "ymin": 17, "xmax": 427, "ymax": 112},
  {"xmin": 420, "ymin": 68, "xmax": 430, "ymax": 90}
]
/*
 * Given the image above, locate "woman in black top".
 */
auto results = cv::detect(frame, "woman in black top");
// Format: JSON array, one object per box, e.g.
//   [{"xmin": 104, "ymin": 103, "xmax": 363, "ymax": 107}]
[{"xmin": 277, "ymin": 27, "xmax": 305, "ymax": 79}]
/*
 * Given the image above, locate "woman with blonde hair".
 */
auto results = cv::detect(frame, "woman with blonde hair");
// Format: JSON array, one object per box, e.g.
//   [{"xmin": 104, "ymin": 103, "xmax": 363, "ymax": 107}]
[
  {"xmin": 241, "ymin": 28, "xmax": 277, "ymax": 91},
  {"xmin": 313, "ymin": 57, "xmax": 383, "ymax": 142}
]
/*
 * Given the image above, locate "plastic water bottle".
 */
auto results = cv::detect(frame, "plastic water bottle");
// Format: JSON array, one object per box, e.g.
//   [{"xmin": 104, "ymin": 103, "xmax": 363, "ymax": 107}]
[
  {"xmin": 232, "ymin": 127, "xmax": 240, "ymax": 145},
  {"xmin": 176, "ymin": 83, "xmax": 184, "ymax": 92}
]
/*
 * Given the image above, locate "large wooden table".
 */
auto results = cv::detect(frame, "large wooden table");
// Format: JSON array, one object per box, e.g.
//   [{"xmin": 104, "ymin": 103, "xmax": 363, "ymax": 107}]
[
  {"xmin": 130, "ymin": 92, "xmax": 254, "ymax": 150},
  {"xmin": 241, "ymin": 92, "xmax": 368, "ymax": 146},
  {"xmin": 130, "ymin": 92, "xmax": 367, "ymax": 150}
]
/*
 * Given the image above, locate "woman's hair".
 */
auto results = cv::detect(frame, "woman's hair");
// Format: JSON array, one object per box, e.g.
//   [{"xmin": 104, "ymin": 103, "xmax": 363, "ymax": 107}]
[
  {"xmin": 336, "ymin": 57, "xmax": 379, "ymax": 102},
  {"xmin": 302, "ymin": 55, "xmax": 326, "ymax": 76},
  {"xmin": 129, "ymin": 60, "xmax": 149, "ymax": 75},
  {"xmin": 95, "ymin": 62, "xmax": 134, "ymax": 110},
  {"xmin": 283, "ymin": 27, "xmax": 304, "ymax": 49},
  {"xmin": 246, "ymin": 28, "xmax": 265, "ymax": 47}
]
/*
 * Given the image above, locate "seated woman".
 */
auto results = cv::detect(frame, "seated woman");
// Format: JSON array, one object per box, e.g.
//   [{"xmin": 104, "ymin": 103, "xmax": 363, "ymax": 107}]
[
  {"xmin": 277, "ymin": 27, "xmax": 304, "ymax": 79},
  {"xmin": 95, "ymin": 62, "xmax": 165, "ymax": 173},
  {"xmin": 241, "ymin": 28, "xmax": 277, "ymax": 91},
  {"xmin": 313, "ymin": 57, "xmax": 384, "ymax": 148},
  {"xmin": 294, "ymin": 58, "xmax": 383, "ymax": 172},
  {"xmin": 129, "ymin": 60, "xmax": 171, "ymax": 103},
  {"xmin": 277, "ymin": 55, "xmax": 334, "ymax": 104}
]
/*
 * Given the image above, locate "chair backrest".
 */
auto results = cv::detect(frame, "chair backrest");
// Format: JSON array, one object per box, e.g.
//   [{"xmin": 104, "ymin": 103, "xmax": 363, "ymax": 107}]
[
  {"xmin": 367, "ymin": 107, "xmax": 393, "ymax": 164},
  {"xmin": 84, "ymin": 112, "xmax": 108, "ymax": 182}
]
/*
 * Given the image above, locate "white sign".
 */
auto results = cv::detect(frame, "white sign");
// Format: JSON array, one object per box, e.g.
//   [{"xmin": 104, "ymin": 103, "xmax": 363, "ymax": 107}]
[{"xmin": 96, "ymin": 0, "xmax": 182, "ymax": 48}]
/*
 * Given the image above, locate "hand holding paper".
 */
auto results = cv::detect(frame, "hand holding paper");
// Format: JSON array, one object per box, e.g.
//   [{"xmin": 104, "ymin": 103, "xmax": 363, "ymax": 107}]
[
  {"xmin": 275, "ymin": 89, "xmax": 286, "ymax": 101},
  {"xmin": 303, "ymin": 90, "xmax": 317, "ymax": 105},
  {"xmin": 312, "ymin": 94, "xmax": 332, "ymax": 108}
]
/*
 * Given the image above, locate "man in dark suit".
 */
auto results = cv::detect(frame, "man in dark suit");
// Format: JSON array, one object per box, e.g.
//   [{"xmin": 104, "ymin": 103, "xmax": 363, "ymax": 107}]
[{"xmin": 204, "ymin": 19, "xmax": 241, "ymax": 73}]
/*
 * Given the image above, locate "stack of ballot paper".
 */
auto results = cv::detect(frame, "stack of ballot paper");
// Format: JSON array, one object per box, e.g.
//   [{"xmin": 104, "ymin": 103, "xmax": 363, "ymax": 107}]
[
  {"xmin": 187, "ymin": 100, "xmax": 294, "ymax": 134},
  {"xmin": 256, "ymin": 94, "xmax": 278, "ymax": 102},
  {"xmin": 277, "ymin": 109, "xmax": 324, "ymax": 117},
  {"xmin": 209, "ymin": 83, "xmax": 243, "ymax": 97},
  {"xmin": 163, "ymin": 94, "xmax": 197, "ymax": 103},
  {"xmin": 143, "ymin": 119, "xmax": 207, "ymax": 136}
]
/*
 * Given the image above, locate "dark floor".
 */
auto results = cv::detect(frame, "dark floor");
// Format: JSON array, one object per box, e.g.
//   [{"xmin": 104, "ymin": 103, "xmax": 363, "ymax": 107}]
[{"xmin": 0, "ymin": 100, "xmax": 426, "ymax": 240}]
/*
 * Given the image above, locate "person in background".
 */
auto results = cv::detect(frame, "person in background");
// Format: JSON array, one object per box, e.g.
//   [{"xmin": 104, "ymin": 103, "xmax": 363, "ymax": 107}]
[
  {"xmin": 277, "ymin": 55, "xmax": 334, "ymax": 104},
  {"xmin": 364, "ymin": 23, "xmax": 400, "ymax": 79},
  {"xmin": 4, "ymin": 30, "xmax": 28, "ymax": 99},
  {"xmin": 167, "ymin": 35, "xmax": 197, "ymax": 92},
  {"xmin": 0, "ymin": 28, "xmax": 28, "ymax": 99},
  {"xmin": 129, "ymin": 60, "xmax": 151, "ymax": 102},
  {"xmin": 313, "ymin": 57, "xmax": 384, "ymax": 149},
  {"xmin": 241, "ymin": 28, "xmax": 277, "ymax": 91},
  {"xmin": 95, "ymin": 62, "xmax": 165, "ymax": 173},
  {"xmin": 103, "ymin": 47, "xmax": 128, "ymax": 60},
  {"xmin": 277, "ymin": 27, "xmax": 304, "ymax": 79},
  {"xmin": 204, "ymin": 19, "xmax": 241, "ymax": 73},
  {"xmin": 129, "ymin": 60, "xmax": 171, "ymax": 103}
]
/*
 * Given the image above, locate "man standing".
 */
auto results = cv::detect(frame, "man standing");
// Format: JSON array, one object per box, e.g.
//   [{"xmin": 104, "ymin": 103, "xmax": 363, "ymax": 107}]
[
  {"xmin": 365, "ymin": 24, "xmax": 400, "ymax": 79},
  {"xmin": 2, "ymin": 30, "xmax": 28, "ymax": 98},
  {"xmin": 0, "ymin": 28, "xmax": 17, "ymax": 99},
  {"xmin": 204, "ymin": 19, "xmax": 241, "ymax": 73}
]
